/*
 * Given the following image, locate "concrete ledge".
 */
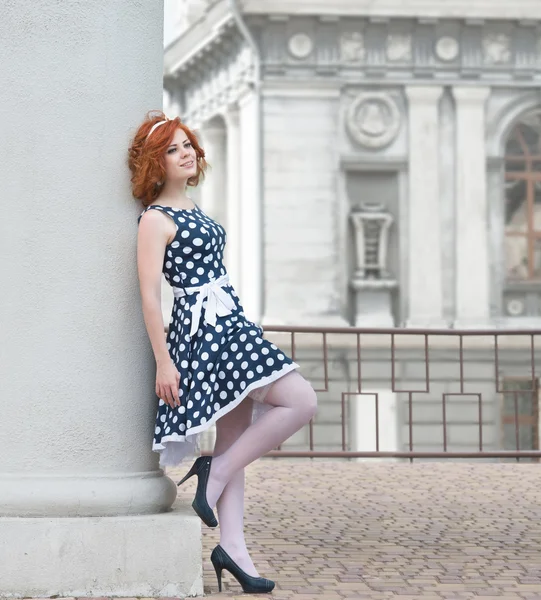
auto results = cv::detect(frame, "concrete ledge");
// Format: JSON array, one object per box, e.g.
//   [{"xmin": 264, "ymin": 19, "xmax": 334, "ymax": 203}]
[{"xmin": 0, "ymin": 499, "xmax": 202, "ymax": 598}]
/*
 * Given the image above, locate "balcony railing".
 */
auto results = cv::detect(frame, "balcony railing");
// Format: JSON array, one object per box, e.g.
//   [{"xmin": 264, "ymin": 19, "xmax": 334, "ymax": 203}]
[{"xmin": 203, "ymin": 326, "xmax": 541, "ymax": 462}]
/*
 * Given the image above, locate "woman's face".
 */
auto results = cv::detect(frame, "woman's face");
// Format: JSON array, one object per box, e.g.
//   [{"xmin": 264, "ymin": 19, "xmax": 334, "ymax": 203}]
[{"xmin": 163, "ymin": 127, "xmax": 198, "ymax": 184}]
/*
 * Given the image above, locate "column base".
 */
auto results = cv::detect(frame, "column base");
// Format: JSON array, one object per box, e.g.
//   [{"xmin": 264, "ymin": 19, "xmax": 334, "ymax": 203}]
[{"xmin": 0, "ymin": 499, "xmax": 202, "ymax": 598}]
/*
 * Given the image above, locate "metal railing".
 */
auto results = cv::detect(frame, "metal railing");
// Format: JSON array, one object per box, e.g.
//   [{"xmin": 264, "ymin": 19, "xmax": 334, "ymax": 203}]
[{"xmin": 251, "ymin": 326, "xmax": 541, "ymax": 462}]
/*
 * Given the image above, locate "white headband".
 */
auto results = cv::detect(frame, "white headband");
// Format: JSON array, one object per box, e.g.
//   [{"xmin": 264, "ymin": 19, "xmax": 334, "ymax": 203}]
[{"xmin": 146, "ymin": 117, "xmax": 170, "ymax": 140}]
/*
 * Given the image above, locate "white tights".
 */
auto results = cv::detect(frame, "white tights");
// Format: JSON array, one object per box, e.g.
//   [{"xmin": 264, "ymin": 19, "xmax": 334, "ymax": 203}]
[{"xmin": 210, "ymin": 370, "xmax": 317, "ymax": 577}]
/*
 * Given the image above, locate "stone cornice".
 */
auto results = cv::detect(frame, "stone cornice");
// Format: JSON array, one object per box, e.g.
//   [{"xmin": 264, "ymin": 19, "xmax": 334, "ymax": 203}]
[
  {"xmin": 240, "ymin": 0, "xmax": 541, "ymax": 20},
  {"xmin": 164, "ymin": 0, "xmax": 232, "ymax": 75}
]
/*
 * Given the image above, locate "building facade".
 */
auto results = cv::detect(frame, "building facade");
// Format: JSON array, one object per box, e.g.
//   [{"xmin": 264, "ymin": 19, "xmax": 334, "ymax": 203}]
[{"xmin": 162, "ymin": 0, "xmax": 541, "ymax": 457}]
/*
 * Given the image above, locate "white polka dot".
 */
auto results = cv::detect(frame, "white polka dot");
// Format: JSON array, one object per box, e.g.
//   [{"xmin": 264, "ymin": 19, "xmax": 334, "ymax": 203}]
[
  {"xmin": 179, "ymin": 423, "xmax": 186, "ymax": 432},
  {"xmin": 155, "ymin": 426, "xmax": 161, "ymax": 434},
  {"xmin": 266, "ymin": 358, "xmax": 275, "ymax": 366},
  {"xmin": 193, "ymin": 238, "xmax": 203, "ymax": 246},
  {"xmin": 247, "ymin": 371, "xmax": 254, "ymax": 379},
  {"xmin": 233, "ymin": 370, "xmax": 240, "ymax": 379},
  {"xmin": 181, "ymin": 230, "xmax": 190, "ymax": 238},
  {"xmin": 187, "ymin": 420, "xmax": 192, "ymax": 428},
  {"xmin": 179, "ymin": 406, "xmax": 186, "ymax": 414},
  {"xmin": 241, "ymin": 361, "xmax": 248, "ymax": 369},
  {"xmin": 214, "ymin": 402, "xmax": 221, "ymax": 411},
  {"xmin": 251, "ymin": 353, "xmax": 259, "ymax": 360},
  {"xmin": 201, "ymin": 416, "xmax": 207, "ymax": 424},
  {"xmin": 211, "ymin": 343, "xmax": 219, "ymax": 351},
  {"xmin": 193, "ymin": 411, "xmax": 200, "ymax": 418},
  {"xmin": 220, "ymin": 391, "xmax": 227, "ymax": 399}
]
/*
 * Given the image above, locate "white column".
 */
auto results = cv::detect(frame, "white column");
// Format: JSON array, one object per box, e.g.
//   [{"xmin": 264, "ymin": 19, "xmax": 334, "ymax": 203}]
[
  {"xmin": 199, "ymin": 123, "xmax": 227, "ymax": 223},
  {"xmin": 405, "ymin": 86, "xmax": 446, "ymax": 327},
  {"xmin": 224, "ymin": 105, "xmax": 242, "ymax": 291},
  {"xmin": 0, "ymin": 1, "xmax": 201, "ymax": 596},
  {"xmin": 452, "ymin": 86, "xmax": 491, "ymax": 327},
  {"xmin": 238, "ymin": 88, "xmax": 263, "ymax": 322}
]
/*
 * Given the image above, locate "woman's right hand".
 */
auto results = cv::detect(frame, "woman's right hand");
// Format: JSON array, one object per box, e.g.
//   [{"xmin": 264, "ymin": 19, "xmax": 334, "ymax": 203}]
[{"xmin": 156, "ymin": 359, "xmax": 181, "ymax": 408}]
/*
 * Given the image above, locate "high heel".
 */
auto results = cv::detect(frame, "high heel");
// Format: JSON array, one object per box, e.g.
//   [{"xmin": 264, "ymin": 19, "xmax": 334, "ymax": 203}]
[
  {"xmin": 177, "ymin": 456, "xmax": 218, "ymax": 528},
  {"xmin": 210, "ymin": 544, "xmax": 275, "ymax": 594}
]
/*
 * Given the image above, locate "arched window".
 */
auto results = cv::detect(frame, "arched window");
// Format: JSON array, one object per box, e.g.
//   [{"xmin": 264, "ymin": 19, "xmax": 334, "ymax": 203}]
[{"xmin": 504, "ymin": 110, "xmax": 541, "ymax": 281}]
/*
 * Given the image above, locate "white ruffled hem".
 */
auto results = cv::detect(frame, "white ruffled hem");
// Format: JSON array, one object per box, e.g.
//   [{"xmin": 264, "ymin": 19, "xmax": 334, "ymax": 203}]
[{"xmin": 153, "ymin": 362, "xmax": 300, "ymax": 468}]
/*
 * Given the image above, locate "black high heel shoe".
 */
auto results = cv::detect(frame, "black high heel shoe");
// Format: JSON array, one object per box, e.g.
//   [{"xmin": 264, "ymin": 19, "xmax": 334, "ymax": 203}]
[
  {"xmin": 210, "ymin": 544, "xmax": 275, "ymax": 594},
  {"xmin": 177, "ymin": 456, "xmax": 218, "ymax": 528}
]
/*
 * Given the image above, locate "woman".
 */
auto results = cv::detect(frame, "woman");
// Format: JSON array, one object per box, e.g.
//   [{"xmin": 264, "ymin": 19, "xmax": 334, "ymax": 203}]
[{"xmin": 129, "ymin": 111, "xmax": 317, "ymax": 594}]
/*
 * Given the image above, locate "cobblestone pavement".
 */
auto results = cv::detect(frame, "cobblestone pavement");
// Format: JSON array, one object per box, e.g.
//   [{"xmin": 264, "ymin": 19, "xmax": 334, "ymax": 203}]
[
  {"xmin": 169, "ymin": 459, "xmax": 541, "ymax": 600},
  {"xmin": 16, "ymin": 460, "xmax": 541, "ymax": 600}
]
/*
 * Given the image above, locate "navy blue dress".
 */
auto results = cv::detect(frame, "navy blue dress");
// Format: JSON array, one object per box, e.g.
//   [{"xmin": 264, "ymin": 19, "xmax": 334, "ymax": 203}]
[{"xmin": 138, "ymin": 203, "xmax": 300, "ymax": 466}]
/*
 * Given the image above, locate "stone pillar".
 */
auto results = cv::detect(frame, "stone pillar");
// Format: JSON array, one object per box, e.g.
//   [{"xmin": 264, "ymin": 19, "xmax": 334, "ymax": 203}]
[
  {"xmin": 452, "ymin": 86, "xmax": 491, "ymax": 327},
  {"xmin": 405, "ymin": 86, "xmax": 446, "ymax": 327},
  {"xmin": 224, "ymin": 105, "xmax": 242, "ymax": 291},
  {"xmin": 0, "ymin": 1, "xmax": 201, "ymax": 596},
  {"xmin": 200, "ymin": 122, "xmax": 227, "ymax": 223},
  {"xmin": 238, "ymin": 88, "xmax": 263, "ymax": 322}
]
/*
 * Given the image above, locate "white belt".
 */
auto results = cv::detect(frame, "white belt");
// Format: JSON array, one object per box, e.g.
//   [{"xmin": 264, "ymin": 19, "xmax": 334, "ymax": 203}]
[{"xmin": 172, "ymin": 274, "xmax": 235, "ymax": 338}]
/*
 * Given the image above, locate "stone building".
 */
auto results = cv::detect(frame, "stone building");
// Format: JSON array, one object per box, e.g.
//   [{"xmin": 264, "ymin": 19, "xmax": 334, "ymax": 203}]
[{"xmin": 161, "ymin": 0, "xmax": 541, "ymax": 458}]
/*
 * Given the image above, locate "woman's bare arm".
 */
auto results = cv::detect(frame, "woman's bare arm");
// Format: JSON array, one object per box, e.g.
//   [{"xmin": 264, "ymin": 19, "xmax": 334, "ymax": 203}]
[{"xmin": 137, "ymin": 210, "xmax": 180, "ymax": 407}]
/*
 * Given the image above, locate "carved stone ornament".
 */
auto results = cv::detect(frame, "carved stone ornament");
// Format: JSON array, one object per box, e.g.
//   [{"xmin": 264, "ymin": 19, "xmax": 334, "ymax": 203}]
[
  {"xmin": 506, "ymin": 298, "xmax": 524, "ymax": 317},
  {"xmin": 346, "ymin": 92, "xmax": 401, "ymax": 149},
  {"xmin": 386, "ymin": 35, "xmax": 412, "ymax": 62},
  {"xmin": 340, "ymin": 32, "xmax": 365, "ymax": 63},
  {"xmin": 483, "ymin": 33, "xmax": 511, "ymax": 65},
  {"xmin": 435, "ymin": 36, "xmax": 460, "ymax": 62},
  {"xmin": 288, "ymin": 33, "xmax": 314, "ymax": 59}
]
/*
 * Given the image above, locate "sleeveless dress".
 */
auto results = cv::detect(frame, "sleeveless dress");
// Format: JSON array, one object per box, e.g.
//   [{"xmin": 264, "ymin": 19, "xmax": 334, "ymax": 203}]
[{"xmin": 138, "ymin": 203, "xmax": 300, "ymax": 467}]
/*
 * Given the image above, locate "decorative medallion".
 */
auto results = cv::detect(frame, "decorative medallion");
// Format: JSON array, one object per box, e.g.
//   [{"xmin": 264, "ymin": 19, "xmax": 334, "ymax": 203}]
[
  {"xmin": 506, "ymin": 298, "xmax": 525, "ymax": 317},
  {"xmin": 340, "ymin": 32, "xmax": 365, "ymax": 63},
  {"xmin": 483, "ymin": 33, "xmax": 511, "ymax": 65},
  {"xmin": 435, "ymin": 36, "xmax": 460, "ymax": 62},
  {"xmin": 386, "ymin": 35, "xmax": 412, "ymax": 62},
  {"xmin": 346, "ymin": 92, "xmax": 401, "ymax": 149},
  {"xmin": 288, "ymin": 33, "xmax": 313, "ymax": 59}
]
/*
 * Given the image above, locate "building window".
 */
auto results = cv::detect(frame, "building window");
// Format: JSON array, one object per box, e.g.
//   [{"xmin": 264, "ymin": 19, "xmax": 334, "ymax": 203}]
[
  {"xmin": 504, "ymin": 110, "xmax": 541, "ymax": 281},
  {"xmin": 500, "ymin": 377, "xmax": 539, "ymax": 462}
]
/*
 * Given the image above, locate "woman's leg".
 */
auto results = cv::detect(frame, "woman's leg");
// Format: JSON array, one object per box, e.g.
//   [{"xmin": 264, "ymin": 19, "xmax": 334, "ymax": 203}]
[
  {"xmin": 213, "ymin": 395, "xmax": 260, "ymax": 577},
  {"xmin": 206, "ymin": 370, "xmax": 317, "ymax": 509}
]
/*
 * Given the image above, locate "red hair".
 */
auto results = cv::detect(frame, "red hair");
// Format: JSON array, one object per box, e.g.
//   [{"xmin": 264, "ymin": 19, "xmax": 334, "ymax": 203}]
[{"xmin": 128, "ymin": 111, "xmax": 208, "ymax": 206}]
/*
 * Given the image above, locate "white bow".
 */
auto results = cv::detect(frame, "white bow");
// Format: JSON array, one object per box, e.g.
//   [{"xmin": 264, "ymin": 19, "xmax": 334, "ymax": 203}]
[{"xmin": 173, "ymin": 274, "xmax": 235, "ymax": 338}]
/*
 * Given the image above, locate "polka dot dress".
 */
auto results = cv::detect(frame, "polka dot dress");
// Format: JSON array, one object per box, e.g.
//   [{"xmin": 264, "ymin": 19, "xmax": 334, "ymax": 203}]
[{"xmin": 138, "ymin": 203, "xmax": 300, "ymax": 467}]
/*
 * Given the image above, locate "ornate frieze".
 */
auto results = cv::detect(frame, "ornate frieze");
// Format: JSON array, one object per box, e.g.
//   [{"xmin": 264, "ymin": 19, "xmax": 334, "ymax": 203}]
[
  {"xmin": 435, "ymin": 36, "xmax": 460, "ymax": 62},
  {"xmin": 255, "ymin": 17, "xmax": 541, "ymax": 82},
  {"xmin": 346, "ymin": 92, "xmax": 401, "ymax": 149},
  {"xmin": 288, "ymin": 32, "xmax": 314, "ymax": 59},
  {"xmin": 340, "ymin": 32, "xmax": 365, "ymax": 63},
  {"xmin": 386, "ymin": 34, "xmax": 412, "ymax": 62},
  {"xmin": 483, "ymin": 33, "xmax": 511, "ymax": 65}
]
